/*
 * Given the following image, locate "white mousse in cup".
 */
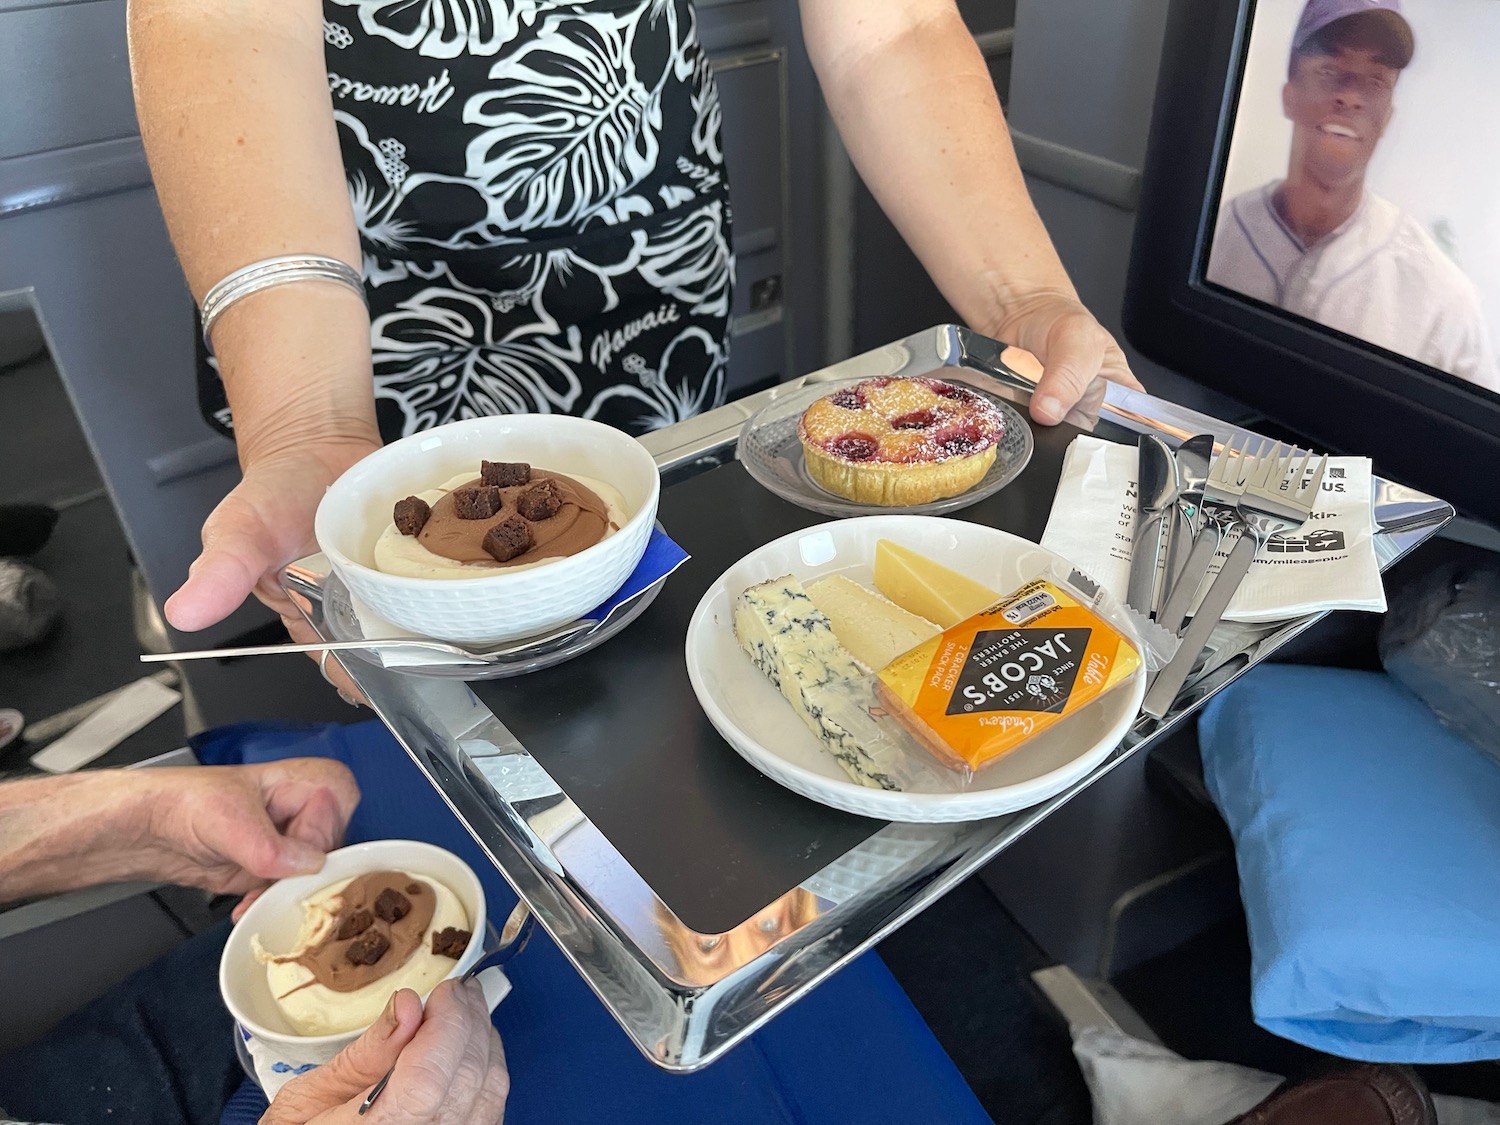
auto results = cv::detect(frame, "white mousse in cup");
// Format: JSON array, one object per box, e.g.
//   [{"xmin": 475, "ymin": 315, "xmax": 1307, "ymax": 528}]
[{"xmin": 252, "ymin": 869, "xmax": 470, "ymax": 1037}]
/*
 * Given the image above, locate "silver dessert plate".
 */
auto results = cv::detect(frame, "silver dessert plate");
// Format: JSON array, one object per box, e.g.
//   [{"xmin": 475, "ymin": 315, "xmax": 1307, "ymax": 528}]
[
  {"xmin": 735, "ymin": 376, "xmax": 1035, "ymax": 518},
  {"xmin": 310, "ymin": 566, "xmax": 667, "ymax": 680}
]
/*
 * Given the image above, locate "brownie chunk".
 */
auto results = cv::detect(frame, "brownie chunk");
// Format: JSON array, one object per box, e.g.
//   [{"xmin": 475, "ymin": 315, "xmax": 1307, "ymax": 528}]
[
  {"xmin": 346, "ymin": 931, "xmax": 390, "ymax": 966},
  {"xmin": 482, "ymin": 515, "xmax": 533, "ymax": 563},
  {"xmin": 393, "ymin": 496, "xmax": 430, "ymax": 536},
  {"xmin": 405, "ymin": 883, "xmax": 422, "ymax": 896},
  {"xmin": 452, "ymin": 485, "xmax": 502, "ymax": 520},
  {"xmin": 431, "ymin": 927, "xmax": 472, "ymax": 959},
  {"xmin": 334, "ymin": 909, "xmax": 374, "ymax": 941},
  {"xmin": 373, "ymin": 887, "xmax": 412, "ymax": 923},
  {"xmin": 481, "ymin": 461, "xmax": 531, "ymax": 487},
  {"xmin": 516, "ymin": 479, "xmax": 564, "ymax": 522}
]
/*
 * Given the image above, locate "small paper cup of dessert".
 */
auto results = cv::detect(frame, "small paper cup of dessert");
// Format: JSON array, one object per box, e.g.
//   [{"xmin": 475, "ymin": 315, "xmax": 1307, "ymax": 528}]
[
  {"xmin": 219, "ymin": 840, "xmax": 493, "ymax": 1060},
  {"xmin": 315, "ymin": 415, "xmax": 661, "ymax": 644}
]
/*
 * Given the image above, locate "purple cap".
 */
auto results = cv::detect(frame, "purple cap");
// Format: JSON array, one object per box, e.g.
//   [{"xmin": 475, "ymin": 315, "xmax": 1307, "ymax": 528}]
[{"xmin": 1292, "ymin": 0, "xmax": 1414, "ymax": 67}]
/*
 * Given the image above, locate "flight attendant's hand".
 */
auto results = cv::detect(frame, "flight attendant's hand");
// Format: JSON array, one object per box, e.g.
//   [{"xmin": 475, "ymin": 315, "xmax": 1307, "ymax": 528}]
[
  {"xmin": 163, "ymin": 436, "xmax": 381, "ymax": 702},
  {"xmin": 990, "ymin": 290, "xmax": 1144, "ymax": 426}
]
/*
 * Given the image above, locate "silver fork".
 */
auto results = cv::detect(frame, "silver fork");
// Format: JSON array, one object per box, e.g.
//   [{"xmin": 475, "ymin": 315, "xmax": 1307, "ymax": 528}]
[
  {"xmin": 1142, "ymin": 442, "xmax": 1328, "ymax": 719},
  {"xmin": 1156, "ymin": 436, "xmax": 1259, "ymax": 636}
]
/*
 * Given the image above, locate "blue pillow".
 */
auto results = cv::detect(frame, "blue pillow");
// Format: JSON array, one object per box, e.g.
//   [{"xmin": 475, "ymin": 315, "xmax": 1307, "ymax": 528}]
[{"xmin": 1199, "ymin": 665, "xmax": 1500, "ymax": 1063}]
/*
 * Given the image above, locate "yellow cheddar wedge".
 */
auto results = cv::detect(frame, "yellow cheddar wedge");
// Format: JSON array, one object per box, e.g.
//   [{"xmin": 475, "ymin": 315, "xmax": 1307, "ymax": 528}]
[
  {"xmin": 873, "ymin": 540, "xmax": 1001, "ymax": 628},
  {"xmin": 805, "ymin": 575, "xmax": 940, "ymax": 671}
]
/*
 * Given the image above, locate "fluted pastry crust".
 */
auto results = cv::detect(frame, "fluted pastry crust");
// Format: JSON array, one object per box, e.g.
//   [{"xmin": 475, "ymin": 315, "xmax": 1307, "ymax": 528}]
[{"xmin": 797, "ymin": 377, "xmax": 1005, "ymax": 506}]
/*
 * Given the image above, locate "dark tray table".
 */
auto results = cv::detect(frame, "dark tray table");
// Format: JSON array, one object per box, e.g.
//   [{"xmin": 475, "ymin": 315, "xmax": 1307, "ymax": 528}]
[{"xmin": 285, "ymin": 325, "xmax": 1452, "ymax": 1070}]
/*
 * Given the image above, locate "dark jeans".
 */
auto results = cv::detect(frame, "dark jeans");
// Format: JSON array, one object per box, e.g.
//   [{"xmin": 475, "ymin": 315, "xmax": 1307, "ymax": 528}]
[{"xmin": 0, "ymin": 919, "xmax": 240, "ymax": 1125}]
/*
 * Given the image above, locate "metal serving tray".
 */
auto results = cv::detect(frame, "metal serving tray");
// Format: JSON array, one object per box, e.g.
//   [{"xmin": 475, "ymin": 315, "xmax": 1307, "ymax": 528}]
[{"xmin": 281, "ymin": 325, "xmax": 1452, "ymax": 1071}]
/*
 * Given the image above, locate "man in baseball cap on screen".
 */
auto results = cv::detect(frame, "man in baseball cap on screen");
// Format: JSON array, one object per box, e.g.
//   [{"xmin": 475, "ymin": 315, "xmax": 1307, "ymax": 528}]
[
  {"xmin": 1207, "ymin": 0, "xmax": 1498, "ymax": 391},
  {"xmin": 1292, "ymin": 0, "xmax": 1413, "ymax": 68}
]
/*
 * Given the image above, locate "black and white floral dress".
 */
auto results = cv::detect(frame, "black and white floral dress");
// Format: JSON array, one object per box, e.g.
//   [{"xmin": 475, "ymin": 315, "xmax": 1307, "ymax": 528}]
[{"xmin": 198, "ymin": 0, "xmax": 733, "ymax": 440}]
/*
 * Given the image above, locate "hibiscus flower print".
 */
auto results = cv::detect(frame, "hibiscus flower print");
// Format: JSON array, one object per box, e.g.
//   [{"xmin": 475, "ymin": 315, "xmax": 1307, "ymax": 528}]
[
  {"xmin": 583, "ymin": 325, "xmax": 726, "ymax": 431},
  {"xmin": 462, "ymin": 5, "xmax": 674, "ymax": 231},
  {"xmin": 339, "ymin": 113, "xmax": 501, "ymax": 252},
  {"xmin": 635, "ymin": 198, "xmax": 731, "ymax": 317},
  {"xmin": 197, "ymin": 0, "xmax": 734, "ymax": 445},
  {"xmin": 370, "ymin": 270, "xmax": 585, "ymax": 432},
  {"xmin": 326, "ymin": 0, "xmax": 520, "ymax": 58}
]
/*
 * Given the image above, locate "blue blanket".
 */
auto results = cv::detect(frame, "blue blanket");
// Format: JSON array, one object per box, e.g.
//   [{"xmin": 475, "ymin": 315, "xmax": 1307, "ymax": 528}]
[{"xmin": 200, "ymin": 719, "xmax": 991, "ymax": 1125}]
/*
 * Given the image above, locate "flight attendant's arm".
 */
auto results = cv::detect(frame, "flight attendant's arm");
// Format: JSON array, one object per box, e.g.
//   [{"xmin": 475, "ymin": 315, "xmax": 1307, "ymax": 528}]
[
  {"xmin": 799, "ymin": 0, "xmax": 1143, "ymax": 423},
  {"xmin": 128, "ymin": 0, "xmax": 379, "ymax": 676}
]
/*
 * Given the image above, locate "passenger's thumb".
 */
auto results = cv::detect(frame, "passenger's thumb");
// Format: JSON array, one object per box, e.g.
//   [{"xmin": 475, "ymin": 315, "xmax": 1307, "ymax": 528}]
[{"xmin": 262, "ymin": 989, "xmax": 423, "ymax": 1123}]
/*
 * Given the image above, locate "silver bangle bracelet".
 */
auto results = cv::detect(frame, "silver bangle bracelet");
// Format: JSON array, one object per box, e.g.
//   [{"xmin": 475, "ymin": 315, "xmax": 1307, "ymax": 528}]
[{"xmin": 200, "ymin": 255, "xmax": 367, "ymax": 354}]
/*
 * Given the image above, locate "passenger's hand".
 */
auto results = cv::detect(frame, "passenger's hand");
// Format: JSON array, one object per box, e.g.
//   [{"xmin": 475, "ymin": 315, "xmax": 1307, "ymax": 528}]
[
  {"xmin": 128, "ymin": 760, "xmax": 358, "ymax": 912},
  {"xmin": 990, "ymin": 290, "xmax": 1143, "ymax": 426},
  {"xmin": 164, "ymin": 438, "xmax": 379, "ymax": 701},
  {"xmin": 266, "ymin": 981, "xmax": 510, "ymax": 1125}
]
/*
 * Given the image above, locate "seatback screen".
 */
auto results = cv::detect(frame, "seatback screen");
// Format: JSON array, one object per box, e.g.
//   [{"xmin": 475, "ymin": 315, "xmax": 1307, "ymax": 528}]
[{"xmin": 1205, "ymin": 0, "xmax": 1500, "ymax": 397}]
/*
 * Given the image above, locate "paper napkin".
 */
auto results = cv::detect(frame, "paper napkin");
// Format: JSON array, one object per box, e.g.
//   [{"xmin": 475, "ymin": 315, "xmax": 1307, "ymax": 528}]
[
  {"xmin": 1040, "ymin": 435, "xmax": 1385, "ymax": 623},
  {"xmin": 348, "ymin": 526, "xmax": 690, "ymax": 668}
]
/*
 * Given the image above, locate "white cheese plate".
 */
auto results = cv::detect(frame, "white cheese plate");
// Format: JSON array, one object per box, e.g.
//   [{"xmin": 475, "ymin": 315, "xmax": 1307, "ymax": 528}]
[{"xmin": 684, "ymin": 516, "xmax": 1147, "ymax": 823}]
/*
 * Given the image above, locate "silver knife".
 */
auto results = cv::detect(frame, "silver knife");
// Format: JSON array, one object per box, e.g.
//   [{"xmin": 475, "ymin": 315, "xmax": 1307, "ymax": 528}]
[
  {"xmin": 1142, "ymin": 532, "xmax": 1258, "ymax": 719},
  {"xmin": 1126, "ymin": 434, "xmax": 1178, "ymax": 618},
  {"xmin": 1157, "ymin": 522, "xmax": 1231, "ymax": 637}
]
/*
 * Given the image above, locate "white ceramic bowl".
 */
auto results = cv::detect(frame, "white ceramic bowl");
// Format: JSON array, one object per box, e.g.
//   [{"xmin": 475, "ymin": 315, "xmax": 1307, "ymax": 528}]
[
  {"xmin": 315, "ymin": 415, "xmax": 661, "ymax": 644},
  {"xmin": 220, "ymin": 840, "xmax": 490, "ymax": 1058},
  {"xmin": 685, "ymin": 516, "xmax": 1147, "ymax": 822}
]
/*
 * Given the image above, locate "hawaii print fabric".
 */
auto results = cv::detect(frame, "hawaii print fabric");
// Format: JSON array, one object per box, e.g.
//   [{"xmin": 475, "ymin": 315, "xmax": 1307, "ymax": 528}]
[{"xmin": 198, "ymin": 0, "xmax": 733, "ymax": 439}]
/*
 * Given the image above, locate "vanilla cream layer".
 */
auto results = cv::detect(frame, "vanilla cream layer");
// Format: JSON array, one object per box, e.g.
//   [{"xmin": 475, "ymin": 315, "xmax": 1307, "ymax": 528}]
[
  {"xmin": 253, "ymin": 871, "xmax": 470, "ymax": 1037},
  {"xmin": 373, "ymin": 472, "xmax": 630, "ymax": 580}
]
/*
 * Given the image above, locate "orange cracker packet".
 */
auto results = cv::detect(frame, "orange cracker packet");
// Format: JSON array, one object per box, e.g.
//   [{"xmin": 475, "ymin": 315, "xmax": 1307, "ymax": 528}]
[{"xmin": 875, "ymin": 577, "xmax": 1142, "ymax": 773}]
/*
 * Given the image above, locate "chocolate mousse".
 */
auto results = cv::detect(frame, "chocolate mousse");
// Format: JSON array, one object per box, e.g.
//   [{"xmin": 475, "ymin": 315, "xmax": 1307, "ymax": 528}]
[
  {"xmin": 274, "ymin": 870, "xmax": 437, "ymax": 996},
  {"xmin": 408, "ymin": 464, "xmax": 618, "ymax": 570}
]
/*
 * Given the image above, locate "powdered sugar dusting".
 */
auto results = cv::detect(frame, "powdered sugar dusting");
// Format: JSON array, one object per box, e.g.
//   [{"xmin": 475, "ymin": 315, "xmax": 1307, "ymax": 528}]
[{"xmin": 798, "ymin": 377, "xmax": 1006, "ymax": 465}]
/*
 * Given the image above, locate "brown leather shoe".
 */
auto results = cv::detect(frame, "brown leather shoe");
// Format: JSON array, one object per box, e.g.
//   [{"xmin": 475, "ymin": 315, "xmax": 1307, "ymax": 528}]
[{"xmin": 1227, "ymin": 1062, "xmax": 1436, "ymax": 1125}]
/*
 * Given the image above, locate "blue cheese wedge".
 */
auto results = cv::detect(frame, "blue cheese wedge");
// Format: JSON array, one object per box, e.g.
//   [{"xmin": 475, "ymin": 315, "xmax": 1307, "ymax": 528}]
[{"xmin": 732, "ymin": 575, "xmax": 899, "ymax": 790}]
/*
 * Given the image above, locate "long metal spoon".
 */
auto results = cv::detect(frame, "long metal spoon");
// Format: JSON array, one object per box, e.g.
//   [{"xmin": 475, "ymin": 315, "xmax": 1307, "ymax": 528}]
[
  {"xmin": 1126, "ymin": 434, "xmax": 1179, "ymax": 618},
  {"xmin": 140, "ymin": 583, "xmax": 658, "ymax": 667},
  {"xmin": 138, "ymin": 632, "xmax": 588, "ymax": 666}
]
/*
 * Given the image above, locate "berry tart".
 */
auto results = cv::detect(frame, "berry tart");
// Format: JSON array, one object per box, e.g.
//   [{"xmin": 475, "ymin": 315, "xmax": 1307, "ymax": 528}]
[{"xmin": 796, "ymin": 377, "xmax": 1007, "ymax": 506}]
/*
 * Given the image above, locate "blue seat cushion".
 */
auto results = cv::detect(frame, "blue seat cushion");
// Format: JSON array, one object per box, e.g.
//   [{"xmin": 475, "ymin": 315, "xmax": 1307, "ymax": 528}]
[
  {"xmin": 198, "ymin": 719, "xmax": 991, "ymax": 1125},
  {"xmin": 1198, "ymin": 665, "xmax": 1500, "ymax": 1063}
]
